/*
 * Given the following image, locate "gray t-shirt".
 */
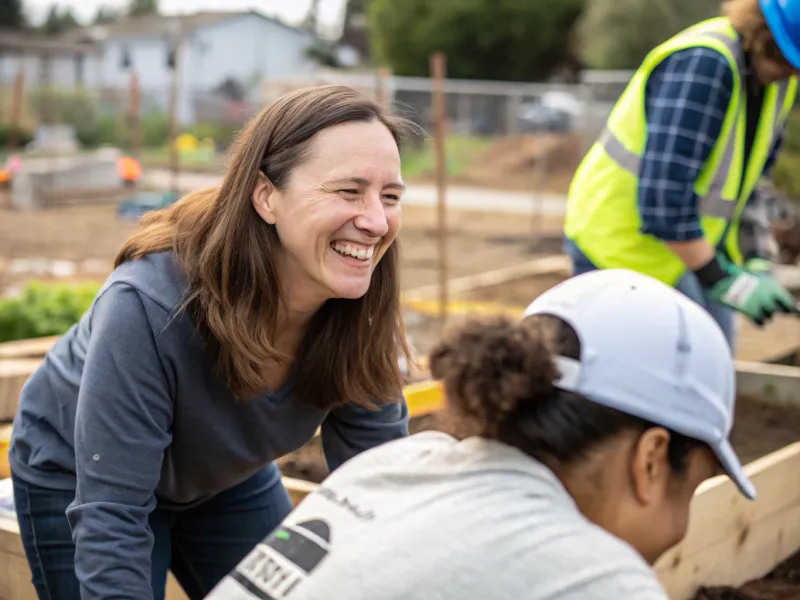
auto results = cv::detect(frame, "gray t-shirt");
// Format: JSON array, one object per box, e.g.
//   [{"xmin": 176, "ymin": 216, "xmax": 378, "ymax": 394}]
[{"xmin": 206, "ymin": 431, "xmax": 670, "ymax": 600}]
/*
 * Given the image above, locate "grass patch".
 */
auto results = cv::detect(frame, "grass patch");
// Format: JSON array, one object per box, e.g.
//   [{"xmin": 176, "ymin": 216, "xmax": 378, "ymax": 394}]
[
  {"xmin": 140, "ymin": 147, "xmax": 226, "ymax": 172},
  {"xmin": 401, "ymin": 135, "xmax": 494, "ymax": 179}
]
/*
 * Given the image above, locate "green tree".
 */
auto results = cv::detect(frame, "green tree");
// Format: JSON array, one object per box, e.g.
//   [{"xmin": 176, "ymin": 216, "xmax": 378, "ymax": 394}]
[
  {"xmin": 93, "ymin": 5, "xmax": 119, "ymax": 24},
  {"xmin": 367, "ymin": 0, "xmax": 586, "ymax": 81},
  {"xmin": 0, "ymin": 0, "xmax": 26, "ymax": 29},
  {"xmin": 127, "ymin": 0, "xmax": 158, "ymax": 17},
  {"xmin": 42, "ymin": 4, "xmax": 81, "ymax": 35},
  {"xmin": 577, "ymin": 0, "xmax": 720, "ymax": 69}
]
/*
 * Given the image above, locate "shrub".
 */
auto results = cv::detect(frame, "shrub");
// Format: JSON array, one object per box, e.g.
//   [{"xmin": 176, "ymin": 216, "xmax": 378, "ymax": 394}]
[
  {"xmin": 0, "ymin": 125, "xmax": 34, "ymax": 148},
  {"xmin": 0, "ymin": 281, "xmax": 101, "ymax": 343}
]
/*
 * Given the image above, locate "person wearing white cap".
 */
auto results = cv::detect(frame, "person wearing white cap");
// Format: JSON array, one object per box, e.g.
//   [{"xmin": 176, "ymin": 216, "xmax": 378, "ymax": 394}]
[{"xmin": 204, "ymin": 268, "xmax": 751, "ymax": 600}]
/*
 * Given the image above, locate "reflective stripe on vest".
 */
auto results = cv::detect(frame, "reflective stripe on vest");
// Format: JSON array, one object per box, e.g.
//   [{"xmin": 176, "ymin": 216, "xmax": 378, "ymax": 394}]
[{"xmin": 598, "ymin": 29, "xmax": 790, "ymax": 221}]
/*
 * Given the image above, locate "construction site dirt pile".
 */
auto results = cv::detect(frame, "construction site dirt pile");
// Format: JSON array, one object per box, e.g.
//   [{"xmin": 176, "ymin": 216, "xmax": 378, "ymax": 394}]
[{"xmin": 445, "ymin": 133, "xmax": 582, "ymax": 193}]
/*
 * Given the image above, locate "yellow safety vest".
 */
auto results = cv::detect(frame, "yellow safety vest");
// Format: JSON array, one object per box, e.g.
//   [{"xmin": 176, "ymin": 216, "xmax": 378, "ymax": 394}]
[{"xmin": 564, "ymin": 17, "xmax": 797, "ymax": 286}]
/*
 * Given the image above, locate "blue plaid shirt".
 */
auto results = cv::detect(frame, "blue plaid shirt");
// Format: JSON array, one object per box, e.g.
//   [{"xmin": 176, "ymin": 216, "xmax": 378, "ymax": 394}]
[{"xmin": 639, "ymin": 46, "xmax": 782, "ymax": 258}]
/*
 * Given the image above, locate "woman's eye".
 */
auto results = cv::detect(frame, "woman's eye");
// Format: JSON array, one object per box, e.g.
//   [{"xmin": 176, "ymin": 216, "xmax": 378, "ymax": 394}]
[
  {"xmin": 339, "ymin": 189, "xmax": 359, "ymax": 196},
  {"xmin": 383, "ymin": 194, "xmax": 401, "ymax": 202}
]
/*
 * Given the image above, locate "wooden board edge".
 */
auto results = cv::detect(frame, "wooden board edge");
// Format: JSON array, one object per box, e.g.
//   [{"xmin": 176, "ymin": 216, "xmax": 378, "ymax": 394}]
[
  {"xmin": 735, "ymin": 359, "xmax": 800, "ymax": 407},
  {"xmin": 403, "ymin": 380, "xmax": 443, "ymax": 418},
  {"xmin": 656, "ymin": 441, "xmax": 800, "ymax": 599},
  {"xmin": 0, "ymin": 337, "xmax": 59, "ymax": 360},
  {"xmin": 282, "ymin": 476, "xmax": 320, "ymax": 507},
  {"xmin": 402, "ymin": 254, "xmax": 570, "ymax": 302}
]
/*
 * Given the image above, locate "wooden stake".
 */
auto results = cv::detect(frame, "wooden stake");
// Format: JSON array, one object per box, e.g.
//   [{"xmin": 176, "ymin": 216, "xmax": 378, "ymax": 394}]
[
  {"xmin": 375, "ymin": 67, "xmax": 389, "ymax": 108},
  {"xmin": 8, "ymin": 69, "xmax": 24, "ymax": 151},
  {"xmin": 129, "ymin": 71, "xmax": 142, "ymax": 160},
  {"xmin": 167, "ymin": 41, "xmax": 182, "ymax": 196},
  {"xmin": 430, "ymin": 52, "xmax": 448, "ymax": 330}
]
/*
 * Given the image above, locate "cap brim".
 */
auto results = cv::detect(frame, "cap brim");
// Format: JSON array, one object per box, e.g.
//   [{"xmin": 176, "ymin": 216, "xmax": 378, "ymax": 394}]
[{"xmin": 714, "ymin": 439, "xmax": 756, "ymax": 500}]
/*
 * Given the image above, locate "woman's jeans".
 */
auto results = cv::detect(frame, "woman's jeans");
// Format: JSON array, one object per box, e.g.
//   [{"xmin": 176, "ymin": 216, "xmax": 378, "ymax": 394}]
[
  {"xmin": 564, "ymin": 239, "xmax": 736, "ymax": 349},
  {"xmin": 11, "ymin": 464, "xmax": 292, "ymax": 600}
]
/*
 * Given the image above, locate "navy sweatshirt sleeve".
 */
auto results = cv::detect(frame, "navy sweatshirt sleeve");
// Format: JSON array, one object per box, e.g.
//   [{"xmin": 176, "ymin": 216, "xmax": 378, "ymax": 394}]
[
  {"xmin": 65, "ymin": 283, "xmax": 173, "ymax": 600},
  {"xmin": 320, "ymin": 396, "xmax": 409, "ymax": 472}
]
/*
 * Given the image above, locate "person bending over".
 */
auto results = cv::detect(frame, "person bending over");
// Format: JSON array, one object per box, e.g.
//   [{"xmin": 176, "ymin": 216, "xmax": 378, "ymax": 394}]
[
  {"xmin": 206, "ymin": 268, "xmax": 751, "ymax": 600},
  {"xmin": 10, "ymin": 85, "xmax": 415, "ymax": 600}
]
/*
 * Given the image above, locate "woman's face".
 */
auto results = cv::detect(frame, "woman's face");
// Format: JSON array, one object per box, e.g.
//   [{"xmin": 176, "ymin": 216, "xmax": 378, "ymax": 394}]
[
  {"xmin": 252, "ymin": 120, "xmax": 403, "ymax": 314},
  {"xmin": 572, "ymin": 429, "xmax": 722, "ymax": 565}
]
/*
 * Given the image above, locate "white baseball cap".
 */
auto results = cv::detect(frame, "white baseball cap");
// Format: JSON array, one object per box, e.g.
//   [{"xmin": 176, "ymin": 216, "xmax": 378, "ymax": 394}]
[{"xmin": 523, "ymin": 268, "xmax": 754, "ymax": 500}]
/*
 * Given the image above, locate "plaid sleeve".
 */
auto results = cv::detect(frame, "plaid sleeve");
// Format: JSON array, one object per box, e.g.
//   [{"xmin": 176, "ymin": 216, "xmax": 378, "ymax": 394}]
[{"xmin": 638, "ymin": 47, "xmax": 735, "ymax": 242}]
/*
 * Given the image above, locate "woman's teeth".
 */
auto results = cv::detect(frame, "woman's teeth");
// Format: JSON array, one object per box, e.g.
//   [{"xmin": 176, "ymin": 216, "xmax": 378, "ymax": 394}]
[{"xmin": 331, "ymin": 242, "xmax": 374, "ymax": 261}]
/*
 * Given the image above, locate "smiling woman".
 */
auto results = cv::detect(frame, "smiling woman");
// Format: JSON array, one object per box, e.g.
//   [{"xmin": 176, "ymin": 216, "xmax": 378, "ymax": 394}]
[{"xmin": 8, "ymin": 85, "xmax": 421, "ymax": 600}]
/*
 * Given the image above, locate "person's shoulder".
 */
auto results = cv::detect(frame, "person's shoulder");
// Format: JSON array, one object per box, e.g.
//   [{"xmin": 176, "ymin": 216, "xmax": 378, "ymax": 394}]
[
  {"xmin": 323, "ymin": 431, "xmax": 457, "ymax": 482},
  {"xmin": 105, "ymin": 251, "xmax": 187, "ymax": 315},
  {"xmin": 657, "ymin": 45, "xmax": 734, "ymax": 80}
]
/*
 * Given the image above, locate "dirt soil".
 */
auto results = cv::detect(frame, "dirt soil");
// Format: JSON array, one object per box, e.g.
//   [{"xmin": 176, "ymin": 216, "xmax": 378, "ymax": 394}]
[
  {"xmin": 0, "ymin": 203, "xmax": 565, "ymax": 295},
  {"xmin": 278, "ymin": 394, "xmax": 800, "ymax": 485},
  {"xmin": 773, "ymin": 221, "xmax": 800, "ymax": 265},
  {"xmin": 410, "ymin": 133, "xmax": 584, "ymax": 194},
  {"xmin": 696, "ymin": 546, "xmax": 800, "ymax": 599},
  {"xmin": 460, "ymin": 273, "xmax": 567, "ymax": 306},
  {"xmin": 730, "ymin": 394, "xmax": 800, "ymax": 464},
  {"xmin": 277, "ymin": 413, "xmax": 442, "ymax": 484}
]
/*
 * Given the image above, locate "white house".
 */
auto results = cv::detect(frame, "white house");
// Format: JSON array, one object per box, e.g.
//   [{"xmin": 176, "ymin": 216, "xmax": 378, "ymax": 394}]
[
  {"xmin": 0, "ymin": 31, "xmax": 99, "ymax": 89},
  {"xmin": 2, "ymin": 11, "xmax": 320, "ymax": 125}
]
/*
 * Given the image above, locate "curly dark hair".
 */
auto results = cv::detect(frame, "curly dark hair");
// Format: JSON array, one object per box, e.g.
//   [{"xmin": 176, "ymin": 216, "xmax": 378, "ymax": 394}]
[{"xmin": 429, "ymin": 314, "xmax": 704, "ymax": 472}]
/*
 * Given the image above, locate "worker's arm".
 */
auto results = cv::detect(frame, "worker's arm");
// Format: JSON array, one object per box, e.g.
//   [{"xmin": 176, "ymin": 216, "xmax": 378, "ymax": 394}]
[{"xmin": 638, "ymin": 47, "xmax": 735, "ymax": 273}]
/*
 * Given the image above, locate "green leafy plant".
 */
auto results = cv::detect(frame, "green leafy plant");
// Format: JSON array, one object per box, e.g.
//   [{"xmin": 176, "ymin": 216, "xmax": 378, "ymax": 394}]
[{"xmin": 0, "ymin": 281, "xmax": 102, "ymax": 343}]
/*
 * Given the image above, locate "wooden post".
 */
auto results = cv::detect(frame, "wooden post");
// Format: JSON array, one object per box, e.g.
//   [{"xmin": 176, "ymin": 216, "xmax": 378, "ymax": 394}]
[
  {"xmin": 129, "ymin": 71, "xmax": 142, "ymax": 160},
  {"xmin": 375, "ymin": 67, "xmax": 389, "ymax": 108},
  {"xmin": 167, "ymin": 32, "xmax": 182, "ymax": 196},
  {"xmin": 430, "ymin": 53, "xmax": 448, "ymax": 329},
  {"xmin": 8, "ymin": 68, "xmax": 24, "ymax": 151}
]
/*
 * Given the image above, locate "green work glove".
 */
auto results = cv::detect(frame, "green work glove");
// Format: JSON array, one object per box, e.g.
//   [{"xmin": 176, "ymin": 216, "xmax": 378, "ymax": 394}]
[
  {"xmin": 703, "ymin": 254, "xmax": 795, "ymax": 326},
  {"xmin": 743, "ymin": 257, "xmax": 772, "ymax": 274}
]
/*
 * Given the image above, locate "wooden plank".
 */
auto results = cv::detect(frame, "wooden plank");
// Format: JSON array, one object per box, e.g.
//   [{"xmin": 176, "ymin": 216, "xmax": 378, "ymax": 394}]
[
  {"xmin": 283, "ymin": 476, "xmax": 319, "ymax": 507},
  {"xmin": 656, "ymin": 442, "xmax": 800, "ymax": 599},
  {"xmin": 0, "ymin": 360, "xmax": 41, "ymax": 422},
  {"xmin": 0, "ymin": 337, "xmax": 58, "ymax": 360},
  {"xmin": 0, "ymin": 424, "xmax": 10, "ymax": 479},
  {"xmin": 402, "ymin": 254, "xmax": 570, "ymax": 302},
  {"xmin": 735, "ymin": 359, "xmax": 800, "ymax": 407},
  {"xmin": 735, "ymin": 312, "xmax": 800, "ymax": 363}
]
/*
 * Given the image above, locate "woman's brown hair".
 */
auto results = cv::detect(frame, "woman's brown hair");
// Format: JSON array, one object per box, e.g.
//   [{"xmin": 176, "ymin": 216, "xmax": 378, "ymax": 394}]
[
  {"xmin": 115, "ymin": 85, "xmax": 418, "ymax": 409},
  {"xmin": 724, "ymin": 0, "xmax": 793, "ymax": 67},
  {"xmin": 430, "ymin": 314, "xmax": 702, "ymax": 471}
]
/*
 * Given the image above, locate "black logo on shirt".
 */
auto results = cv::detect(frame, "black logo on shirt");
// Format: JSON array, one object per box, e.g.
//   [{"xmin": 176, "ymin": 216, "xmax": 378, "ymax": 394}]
[{"xmin": 229, "ymin": 519, "xmax": 331, "ymax": 599}]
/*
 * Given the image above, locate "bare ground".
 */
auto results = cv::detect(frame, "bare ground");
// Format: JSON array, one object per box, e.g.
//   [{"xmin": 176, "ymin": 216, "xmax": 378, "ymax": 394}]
[{"xmin": 0, "ymin": 201, "xmax": 565, "ymax": 294}]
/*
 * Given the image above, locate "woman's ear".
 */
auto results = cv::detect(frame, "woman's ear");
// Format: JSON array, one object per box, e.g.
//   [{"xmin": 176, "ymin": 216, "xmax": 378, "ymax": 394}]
[
  {"xmin": 630, "ymin": 428, "xmax": 672, "ymax": 505},
  {"xmin": 251, "ymin": 172, "xmax": 277, "ymax": 225}
]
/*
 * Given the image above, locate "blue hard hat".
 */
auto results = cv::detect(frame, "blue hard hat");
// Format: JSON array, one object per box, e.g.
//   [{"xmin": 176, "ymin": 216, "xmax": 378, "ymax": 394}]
[{"xmin": 759, "ymin": 0, "xmax": 800, "ymax": 70}]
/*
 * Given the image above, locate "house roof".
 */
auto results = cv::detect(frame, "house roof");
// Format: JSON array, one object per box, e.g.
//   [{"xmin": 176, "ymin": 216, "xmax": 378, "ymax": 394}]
[
  {"xmin": 0, "ymin": 30, "xmax": 99, "ymax": 55},
  {"xmin": 62, "ymin": 10, "xmax": 312, "ymax": 44}
]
